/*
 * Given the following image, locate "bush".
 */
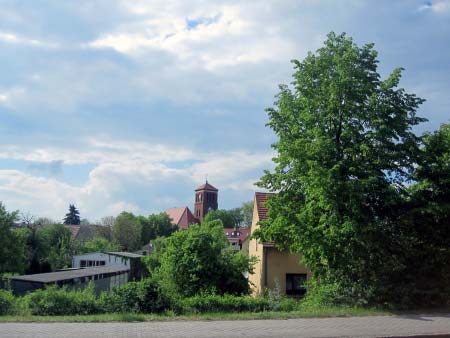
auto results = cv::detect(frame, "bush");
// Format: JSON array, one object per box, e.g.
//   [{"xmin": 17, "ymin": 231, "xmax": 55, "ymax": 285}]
[
  {"xmin": 181, "ymin": 293, "xmax": 270, "ymax": 313},
  {"xmin": 101, "ymin": 279, "xmax": 170, "ymax": 314},
  {"xmin": 0, "ymin": 289, "xmax": 16, "ymax": 315},
  {"xmin": 26, "ymin": 283, "xmax": 102, "ymax": 316}
]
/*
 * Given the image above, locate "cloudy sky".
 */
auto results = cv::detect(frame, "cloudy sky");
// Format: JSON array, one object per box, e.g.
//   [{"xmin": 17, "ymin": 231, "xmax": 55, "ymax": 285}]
[{"xmin": 0, "ymin": 0, "xmax": 449, "ymax": 221}]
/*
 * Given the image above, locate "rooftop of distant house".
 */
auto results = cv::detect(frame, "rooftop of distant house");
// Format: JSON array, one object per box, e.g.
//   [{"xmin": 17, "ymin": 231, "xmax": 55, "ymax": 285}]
[{"xmin": 224, "ymin": 228, "xmax": 250, "ymax": 242}]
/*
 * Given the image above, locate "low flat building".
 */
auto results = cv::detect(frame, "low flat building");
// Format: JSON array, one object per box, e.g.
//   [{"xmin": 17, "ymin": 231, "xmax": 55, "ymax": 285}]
[
  {"xmin": 72, "ymin": 251, "xmax": 146, "ymax": 280},
  {"xmin": 10, "ymin": 266, "xmax": 129, "ymax": 295}
]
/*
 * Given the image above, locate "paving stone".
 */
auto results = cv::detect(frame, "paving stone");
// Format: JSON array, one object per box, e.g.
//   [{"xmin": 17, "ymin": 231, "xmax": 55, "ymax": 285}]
[{"xmin": 1, "ymin": 314, "xmax": 450, "ymax": 338}]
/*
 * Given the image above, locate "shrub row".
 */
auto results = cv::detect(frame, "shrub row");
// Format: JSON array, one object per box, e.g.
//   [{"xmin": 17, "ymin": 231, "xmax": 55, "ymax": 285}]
[
  {"xmin": 26, "ymin": 284, "xmax": 102, "ymax": 316},
  {"xmin": 0, "ymin": 289, "xmax": 16, "ymax": 315},
  {"xmin": 0, "ymin": 280, "xmax": 304, "ymax": 316}
]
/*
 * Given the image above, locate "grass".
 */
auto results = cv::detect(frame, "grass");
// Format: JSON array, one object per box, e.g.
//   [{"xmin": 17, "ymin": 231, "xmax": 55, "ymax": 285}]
[{"xmin": 0, "ymin": 306, "xmax": 390, "ymax": 323}]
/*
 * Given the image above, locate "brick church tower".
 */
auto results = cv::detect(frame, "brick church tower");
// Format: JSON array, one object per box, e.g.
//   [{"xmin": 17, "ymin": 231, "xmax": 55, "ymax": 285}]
[{"xmin": 194, "ymin": 180, "xmax": 218, "ymax": 223}]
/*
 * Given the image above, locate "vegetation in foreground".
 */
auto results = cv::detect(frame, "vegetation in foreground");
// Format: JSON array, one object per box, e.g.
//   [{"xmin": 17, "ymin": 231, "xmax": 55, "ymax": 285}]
[
  {"xmin": 0, "ymin": 307, "xmax": 388, "ymax": 323},
  {"xmin": 255, "ymin": 32, "xmax": 450, "ymax": 308}
]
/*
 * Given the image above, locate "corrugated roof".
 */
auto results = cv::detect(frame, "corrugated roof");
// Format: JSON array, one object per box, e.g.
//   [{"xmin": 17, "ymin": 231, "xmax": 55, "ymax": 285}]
[
  {"xmin": 195, "ymin": 181, "xmax": 218, "ymax": 191},
  {"xmin": 10, "ymin": 266, "xmax": 129, "ymax": 283}
]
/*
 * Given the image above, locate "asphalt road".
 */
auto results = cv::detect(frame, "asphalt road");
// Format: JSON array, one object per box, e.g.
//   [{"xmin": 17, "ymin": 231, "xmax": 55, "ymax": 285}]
[{"xmin": 1, "ymin": 314, "xmax": 450, "ymax": 338}]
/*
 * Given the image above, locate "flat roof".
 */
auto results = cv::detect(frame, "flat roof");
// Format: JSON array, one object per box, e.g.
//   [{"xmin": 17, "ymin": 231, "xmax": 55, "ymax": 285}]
[
  {"xmin": 107, "ymin": 251, "xmax": 143, "ymax": 258},
  {"xmin": 10, "ymin": 266, "xmax": 129, "ymax": 284}
]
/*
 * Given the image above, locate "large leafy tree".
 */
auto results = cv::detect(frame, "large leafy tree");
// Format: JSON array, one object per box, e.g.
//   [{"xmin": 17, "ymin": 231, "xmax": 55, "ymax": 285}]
[
  {"xmin": 396, "ymin": 124, "xmax": 450, "ymax": 305},
  {"xmin": 155, "ymin": 220, "xmax": 254, "ymax": 297},
  {"xmin": 256, "ymin": 32, "xmax": 426, "ymax": 304},
  {"xmin": 63, "ymin": 204, "xmax": 81, "ymax": 225},
  {"xmin": 112, "ymin": 212, "xmax": 142, "ymax": 251},
  {"xmin": 139, "ymin": 213, "xmax": 177, "ymax": 245},
  {"xmin": 36, "ymin": 223, "xmax": 74, "ymax": 271},
  {"xmin": 203, "ymin": 209, "xmax": 240, "ymax": 228},
  {"xmin": 0, "ymin": 203, "xmax": 27, "ymax": 274}
]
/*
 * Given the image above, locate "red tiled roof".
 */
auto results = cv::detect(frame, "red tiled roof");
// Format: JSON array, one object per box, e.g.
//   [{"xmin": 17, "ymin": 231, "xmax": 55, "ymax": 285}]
[
  {"xmin": 255, "ymin": 192, "xmax": 275, "ymax": 221},
  {"xmin": 165, "ymin": 207, "xmax": 197, "ymax": 230},
  {"xmin": 195, "ymin": 181, "xmax": 218, "ymax": 191},
  {"xmin": 223, "ymin": 228, "xmax": 250, "ymax": 243}
]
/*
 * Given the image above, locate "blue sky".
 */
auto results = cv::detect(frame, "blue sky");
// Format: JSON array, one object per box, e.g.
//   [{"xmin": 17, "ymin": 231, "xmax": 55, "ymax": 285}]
[{"xmin": 0, "ymin": 0, "xmax": 449, "ymax": 221}]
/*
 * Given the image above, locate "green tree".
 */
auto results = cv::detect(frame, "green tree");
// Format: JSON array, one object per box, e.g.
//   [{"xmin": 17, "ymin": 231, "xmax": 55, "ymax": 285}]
[
  {"xmin": 155, "ymin": 220, "xmax": 254, "ymax": 297},
  {"xmin": 76, "ymin": 236, "xmax": 120, "ymax": 254},
  {"xmin": 112, "ymin": 212, "xmax": 142, "ymax": 251},
  {"xmin": 36, "ymin": 223, "xmax": 73, "ymax": 270},
  {"xmin": 256, "ymin": 32, "xmax": 426, "ymax": 305},
  {"xmin": 203, "ymin": 209, "xmax": 238, "ymax": 228},
  {"xmin": 229, "ymin": 201, "xmax": 254, "ymax": 228},
  {"xmin": 139, "ymin": 213, "xmax": 177, "ymax": 245},
  {"xmin": 394, "ymin": 123, "xmax": 450, "ymax": 305},
  {"xmin": 63, "ymin": 204, "xmax": 80, "ymax": 225},
  {"xmin": 0, "ymin": 203, "xmax": 27, "ymax": 274}
]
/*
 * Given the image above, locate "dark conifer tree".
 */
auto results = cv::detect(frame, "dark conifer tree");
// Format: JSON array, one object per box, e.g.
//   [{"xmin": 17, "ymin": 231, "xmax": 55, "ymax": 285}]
[{"xmin": 63, "ymin": 204, "xmax": 81, "ymax": 225}]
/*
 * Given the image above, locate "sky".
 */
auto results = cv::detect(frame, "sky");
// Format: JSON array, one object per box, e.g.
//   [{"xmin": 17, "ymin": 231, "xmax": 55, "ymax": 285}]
[{"xmin": 0, "ymin": 0, "xmax": 449, "ymax": 222}]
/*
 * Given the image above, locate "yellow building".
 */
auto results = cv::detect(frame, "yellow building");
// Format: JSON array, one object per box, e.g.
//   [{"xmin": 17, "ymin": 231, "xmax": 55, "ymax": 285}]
[{"xmin": 248, "ymin": 192, "xmax": 311, "ymax": 296}]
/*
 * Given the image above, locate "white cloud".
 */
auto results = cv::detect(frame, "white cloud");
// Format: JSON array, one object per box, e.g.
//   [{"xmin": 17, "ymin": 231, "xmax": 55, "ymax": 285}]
[
  {"xmin": 432, "ymin": 0, "xmax": 450, "ymax": 13},
  {"xmin": 0, "ymin": 31, "xmax": 58, "ymax": 48},
  {"xmin": 87, "ymin": 2, "xmax": 296, "ymax": 71},
  {"xmin": 0, "ymin": 139, "xmax": 274, "ymax": 220},
  {"xmin": 0, "ymin": 87, "xmax": 25, "ymax": 106},
  {"xmin": 417, "ymin": 0, "xmax": 450, "ymax": 13}
]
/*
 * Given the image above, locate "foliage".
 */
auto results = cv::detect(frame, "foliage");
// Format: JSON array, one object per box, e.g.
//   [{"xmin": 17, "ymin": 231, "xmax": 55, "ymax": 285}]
[
  {"xmin": 210, "ymin": 201, "xmax": 254, "ymax": 229},
  {"xmin": 180, "ymin": 293, "xmax": 270, "ymax": 313},
  {"xmin": 155, "ymin": 220, "xmax": 255, "ymax": 298},
  {"xmin": 63, "ymin": 204, "xmax": 80, "ymax": 225},
  {"xmin": 139, "ymin": 213, "xmax": 177, "ymax": 245},
  {"xmin": 237, "ymin": 200, "xmax": 254, "ymax": 228},
  {"xmin": 26, "ymin": 284, "xmax": 102, "ymax": 316},
  {"xmin": 101, "ymin": 279, "xmax": 170, "ymax": 314},
  {"xmin": 112, "ymin": 212, "xmax": 142, "ymax": 251},
  {"xmin": 203, "ymin": 209, "xmax": 239, "ymax": 228},
  {"xmin": 256, "ymin": 32, "xmax": 431, "ymax": 306},
  {"xmin": 76, "ymin": 237, "xmax": 120, "ymax": 254},
  {"xmin": 388, "ymin": 123, "xmax": 450, "ymax": 307},
  {"xmin": 0, "ymin": 203, "xmax": 28, "ymax": 274},
  {"xmin": 36, "ymin": 224, "xmax": 73, "ymax": 271},
  {"xmin": 0, "ymin": 289, "xmax": 17, "ymax": 315}
]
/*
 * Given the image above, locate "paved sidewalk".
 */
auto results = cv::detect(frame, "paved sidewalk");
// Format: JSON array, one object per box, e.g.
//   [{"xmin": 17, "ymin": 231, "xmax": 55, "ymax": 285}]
[{"xmin": 1, "ymin": 314, "xmax": 450, "ymax": 338}]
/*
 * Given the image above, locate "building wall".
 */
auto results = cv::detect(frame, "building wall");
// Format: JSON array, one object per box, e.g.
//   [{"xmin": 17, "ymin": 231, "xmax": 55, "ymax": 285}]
[
  {"xmin": 72, "ymin": 253, "xmax": 129, "ymax": 269},
  {"xmin": 247, "ymin": 194, "xmax": 311, "ymax": 296},
  {"xmin": 248, "ymin": 198, "xmax": 264, "ymax": 295},
  {"xmin": 265, "ymin": 248, "xmax": 310, "ymax": 292}
]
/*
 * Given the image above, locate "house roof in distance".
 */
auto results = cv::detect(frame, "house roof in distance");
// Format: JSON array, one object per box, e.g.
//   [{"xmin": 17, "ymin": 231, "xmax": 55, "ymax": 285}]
[
  {"xmin": 224, "ymin": 228, "xmax": 251, "ymax": 243},
  {"xmin": 165, "ymin": 206, "xmax": 197, "ymax": 230},
  {"xmin": 10, "ymin": 266, "xmax": 128, "ymax": 284},
  {"xmin": 195, "ymin": 181, "xmax": 218, "ymax": 191},
  {"xmin": 255, "ymin": 192, "xmax": 275, "ymax": 221}
]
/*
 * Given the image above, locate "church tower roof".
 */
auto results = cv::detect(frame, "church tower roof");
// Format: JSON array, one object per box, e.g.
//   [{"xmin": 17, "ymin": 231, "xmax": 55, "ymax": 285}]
[{"xmin": 195, "ymin": 181, "xmax": 218, "ymax": 191}]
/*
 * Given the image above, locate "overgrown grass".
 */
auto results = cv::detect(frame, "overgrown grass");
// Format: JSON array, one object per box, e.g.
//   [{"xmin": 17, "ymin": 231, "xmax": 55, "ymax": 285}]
[{"xmin": 0, "ymin": 306, "xmax": 389, "ymax": 322}]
